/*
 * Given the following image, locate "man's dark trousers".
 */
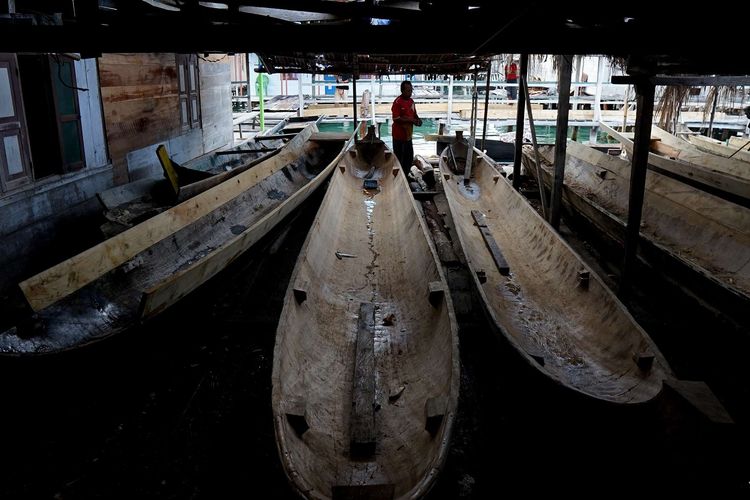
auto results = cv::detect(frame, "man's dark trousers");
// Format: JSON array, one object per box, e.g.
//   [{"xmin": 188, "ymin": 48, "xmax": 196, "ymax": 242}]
[{"xmin": 393, "ymin": 139, "xmax": 413, "ymax": 174}]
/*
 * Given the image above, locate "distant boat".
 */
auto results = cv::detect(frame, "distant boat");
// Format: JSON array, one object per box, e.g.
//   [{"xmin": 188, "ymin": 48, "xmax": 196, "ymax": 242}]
[
  {"xmin": 272, "ymin": 128, "xmax": 459, "ymax": 499},
  {"xmin": 98, "ymin": 116, "xmax": 322, "ymax": 236},
  {"xmin": 600, "ymin": 123, "xmax": 750, "ymax": 202},
  {"xmin": 687, "ymin": 134, "xmax": 750, "ymax": 164},
  {"xmin": 0, "ymin": 124, "xmax": 351, "ymax": 355},
  {"xmin": 522, "ymin": 140, "xmax": 750, "ymax": 315},
  {"xmin": 439, "ymin": 137, "xmax": 671, "ymax": 403}
]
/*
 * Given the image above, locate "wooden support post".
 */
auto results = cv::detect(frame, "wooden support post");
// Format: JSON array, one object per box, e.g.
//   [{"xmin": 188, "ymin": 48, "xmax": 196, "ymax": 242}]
[
  {"xmin": 259, "ymin": 69, "xmax": 265, "ymax": 132},
  {"xmin": 428, "ymin": 281, "xmax": 445, "ymax": 307},
  {"xmin": 549, "ymin": 54, "xmax": 573, "ymax": 230},
  {"xmin": 512, "ymin": 54, "xmax": 528, "ymax": 189},
  {"xmin": 592, "ymin": 56, "xmax": 603, "ymax": 142},
  {"xmin": 619, "ymin": 79, "xmax": 655, "ymax": 299},
  {"xmin": 708, "ymin": 87, "xmax": 718, "ymax": 138},
  {"xmin": 370, "ymin": 78, "xmax": 376, "ymax": 128},
  {"xmin": 298, "ymin": 73, "xmax": 304, "ymax": 118},
  {"xmin": 351, "ymin": 302, "xmax": 376, "ymax": 458},
  {"xmin": 622, "ymin": 84, "xmax": 630, "ymax": 130}
]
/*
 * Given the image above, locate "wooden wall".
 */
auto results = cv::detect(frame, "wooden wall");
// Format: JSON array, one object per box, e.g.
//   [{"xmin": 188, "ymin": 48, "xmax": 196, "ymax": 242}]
[
  {"xmin": 98, "ymin": 53, "xmax": 233, "ymax": 185},
  {"xmin": 99, "ymin": 53, "xmax": 181, "ymax": 184}
]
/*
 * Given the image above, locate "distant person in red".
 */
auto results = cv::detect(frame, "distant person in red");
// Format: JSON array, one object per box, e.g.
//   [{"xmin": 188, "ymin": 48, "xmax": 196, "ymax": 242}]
[
  {"xmin": 505, "ymin": 58, "xmax": 519, "ymax": 100},
  {"xmin": 391, "ymin": 81, "xmax": 422, "ymax": 173}
]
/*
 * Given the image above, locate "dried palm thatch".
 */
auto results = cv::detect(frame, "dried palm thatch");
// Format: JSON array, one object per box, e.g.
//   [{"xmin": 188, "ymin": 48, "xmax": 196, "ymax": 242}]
[{"xmin": 656, "ymin": 85, "xmax": 692, "ymax": 133}]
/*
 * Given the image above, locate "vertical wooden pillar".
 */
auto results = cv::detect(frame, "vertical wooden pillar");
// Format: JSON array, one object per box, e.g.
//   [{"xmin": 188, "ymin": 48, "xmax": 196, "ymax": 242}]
[
  {"xmin": 298, "ymin": 73, "xmax": 304, "ymax": 118},
  {"xmin": 245, "ymin": 52, "xmax": 252, "ymax": 111},
  {"xmin": 549, "ymin": 54, "xmax": 573, "ymax": 230},
  {"xmin": 619, "ymin": 79, "xmax": 655, "ymax": 299},
  {"xmin": 512, "ymin": 53, "xmax": 528, "ymax": 189}
]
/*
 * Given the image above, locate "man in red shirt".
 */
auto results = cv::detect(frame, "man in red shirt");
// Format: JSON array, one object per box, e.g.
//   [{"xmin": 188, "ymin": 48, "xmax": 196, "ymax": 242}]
[
  {"xmin": 505, "ymin": 58, "xmax": 519, "ymax": 100},
  {"xmin": 391, "ymin": 81, "xmax": 422, "ymax": 173}
]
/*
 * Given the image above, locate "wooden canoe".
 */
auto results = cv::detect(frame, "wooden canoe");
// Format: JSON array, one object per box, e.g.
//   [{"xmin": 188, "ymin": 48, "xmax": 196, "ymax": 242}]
[
  {"xmin": 687, "ymin": 134, "xmax": 750, "ymax": 164},
  {"xmin": 272, "ymin": 130, "xmax": 459, "ymax": 499},
  {"xmin": 521, "ymin": 141, "xmax": 750, "ymax": 309},
  {"xmin": 600, "ymin": 122, "xmax": 750, "ymax": 201},
  {"xmin": 0, "ymin": 125, "xmax": 352, "ymax": 355},
  {"xmin": 440, "ymin": 142, "xmax": 671, "ymax": 403},
  {"xmin": 98, "ymin": 116, "xmax": 323, "ymax": 236}
]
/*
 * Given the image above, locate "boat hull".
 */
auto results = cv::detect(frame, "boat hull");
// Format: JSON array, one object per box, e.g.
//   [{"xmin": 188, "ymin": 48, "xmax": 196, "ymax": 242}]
[
  {"xmin": 441, "ymin": 145, "xmax": 670, "ymax": 403},
  {"xmin": 0, "ymin": 126, "xmax": 350, "ymax": 355},
  {"xmin": 272, "ymin": 141, "xmax": 459, "ymax": 499}
]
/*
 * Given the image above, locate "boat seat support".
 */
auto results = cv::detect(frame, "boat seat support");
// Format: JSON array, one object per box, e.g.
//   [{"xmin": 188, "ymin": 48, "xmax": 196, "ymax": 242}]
[
  {"xmin": 425, "ymin": 396, "xmax": 448, "ymax": 436},
  {"xmin": 428, "ymin": 282, "xmax": 445, "ymax": 307}
]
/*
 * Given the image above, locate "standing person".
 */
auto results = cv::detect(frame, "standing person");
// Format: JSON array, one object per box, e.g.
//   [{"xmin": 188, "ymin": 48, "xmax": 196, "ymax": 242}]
[
  {"xmin": 335, "ymin": 74, "xmax": 350, "ymax": 107},
  {"xmin": 505, "ymin": 57, "xmax": 519, "ymax": 100},
  {"xmin": 391, "ymin": 80, "xmax": 422, "ymax": 172}
]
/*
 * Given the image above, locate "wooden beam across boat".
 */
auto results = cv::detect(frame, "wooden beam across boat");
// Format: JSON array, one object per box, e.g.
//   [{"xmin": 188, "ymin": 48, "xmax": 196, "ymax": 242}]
[
  {"xmin": 272, "ymin": 130, "xmax": 459, "ymax": 498},
  {"xmin": 441, "ymin": 145, "xmax": 671, "ymax": 403},
  {"xmin": 600, "ymin": 122, "xmax": 750, "ymax": 201}
]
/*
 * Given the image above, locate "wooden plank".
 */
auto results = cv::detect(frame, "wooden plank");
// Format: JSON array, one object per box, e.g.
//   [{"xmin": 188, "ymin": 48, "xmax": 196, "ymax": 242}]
[
  {"xmin": 19, "ymin": 127, "xmax": 318, "ymax": 312},
  {"xmin": 309, "ymin": 131, "xmax": 352, "ymax": 141},
  {"xmin": 98, "ymin": 63, "xmax": 178, "ymax": 89},
  {"xmin": 139, "ymin": 129, "xmax": 354, "ymax": 317},
  {"xmin": 471, "ymin": 210, "xmax": 509, "ymax": 275},
  {"xmin": 100, "ymin": 84, "xmax": 179, "ymax": 103},
  {"xmin": 350, "ymin": 302, "xmax": 376, "ymax": 458}
]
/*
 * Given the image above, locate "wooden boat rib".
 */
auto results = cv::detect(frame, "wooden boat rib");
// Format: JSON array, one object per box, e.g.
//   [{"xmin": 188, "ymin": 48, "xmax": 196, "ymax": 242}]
[
  {"xmin": 521, "ymin": 141, "xmax": 750, "ymax": 307},
  {"xmin": 272, "ymin": 130, "xmax": 459, "ymax": 499},
  {"xmin": 0, "ymin": 125, "xmax": 352, "ymax": 355},
  {"xmin": 600, "ymin": 122, "xmax": 750, "ymax": 201},
  {"xmin": 440, "ymin": 143, "xmax": 671, "ymax": 403},
  {"xmin": 687, "ymin": 134, "xmax": 750, "ymax": 164}
]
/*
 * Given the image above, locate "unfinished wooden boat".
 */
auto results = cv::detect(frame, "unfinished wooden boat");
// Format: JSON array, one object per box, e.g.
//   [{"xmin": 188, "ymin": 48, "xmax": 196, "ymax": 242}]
[
  {"xmin": 521, "ymin": 141, "xmax": 750, "ymax": 310},
  {"xmin": 440, "ymin": 141, "xmax": 671, "ymax": 403},
  {"xmin": 272, "ymin": 129, "xmax": 459, "ymax": 499},
  {"xmin": 600, "ymin": 122, "xmax": 750, "ymax": 201},
  {"xmin": 0, "ymin": 125, "xmax": 352, "ymax": 355},
  {"xmin": 98, "ymin": 116, "xmax": 323, "ymax": 236},
  {"xmin": 687, "ymin": 134, "xmax": 750, "ymax": 163}
]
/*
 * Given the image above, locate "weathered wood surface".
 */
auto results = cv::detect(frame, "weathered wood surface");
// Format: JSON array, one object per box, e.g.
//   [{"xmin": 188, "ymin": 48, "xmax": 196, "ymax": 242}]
[
  {"xmin": 272, "ymin": 140, "xmax": 459, "ymax": 499},
  {"xmin": 521, "ymin": 141, "xmax": 750, "ymax": 306},
  {"xmin": 687, "ymin": 134, "xmax": 750, "ymax": 164},
  {"xmin": 2, "ymin": 125, "xmax": 349, "ymax": 355},
  {"xmin": 350, "ymin": 302, "xmax": 376, "ymax": 458},
  {"xmin": 600, "ymin": 123, "xmax": 750, "ymax": 200},
  {"xmin": 441, "ymin": 146, "xmax": 672, "ymax": 403}
]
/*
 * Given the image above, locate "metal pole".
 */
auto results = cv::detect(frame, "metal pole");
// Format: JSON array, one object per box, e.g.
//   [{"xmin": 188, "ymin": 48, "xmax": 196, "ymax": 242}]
[
  {"xmin": 623, "ymin": 84, "xmax": 630, "ymax": 130},
  {"xmin": 352, "ymin": 75, "xmax": 358, "ymax": 132},
  {"xmin": 523, "ymin": 78, "xmax": 549, "ymax": 219},
  {"xmin": 298, "ymin": 73, "xmax": 304, "ymax": 118},
  {"xmin": 259, "ymin": 71, "xmax": 265, "ymax": 132},
  {"xmin": 465, "ymin": 71, "xmax": 478, "ymax": 183},
  {"xmin": 620, "ymin": 79, "xmax": 655, "ymax": 299},
  {"xmin": 481, "ymin": 64, "xmax": 491, "ymax": 148},
  {"xmin": 512, "ymin": 54, "xmax": 528, "ymax": 189},
  {"xmin": 370, "ymin": 78, "xmax": 376, "ymax": 127},
  {"xmin": 592, "ymin": 56, "xmax": 603, "ymax": 142},
  {"xmin": 245, "ymin": 52, "xmax": 251, "ymax": 112},
  {"xmin": 447, "ymin": 74, "xmax": 454, "ymax": 130},
  {"xmin": 549, "ymin": 54, "xmax": 573, "ymax": 230}
]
